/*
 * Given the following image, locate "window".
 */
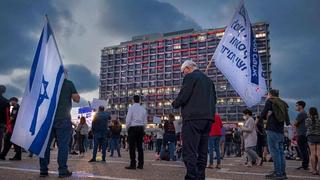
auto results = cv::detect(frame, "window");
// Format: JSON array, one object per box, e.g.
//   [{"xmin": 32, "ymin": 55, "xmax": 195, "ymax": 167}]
[
  {"xmin": 136, "ymin": 51, "xmax": 142, "ymax": 56},
  {"xmin": 173, "ymin": 39, "xmax": 180, "ymax": 44},
  {"xmin": 158, "ymin": 48, "xmax": 164, "ymax": 53},
  {"xmin": 165, "ymin": 81, "xmax": 172, "ymax": 86},
  {"xmin": 157, "ymin": 81, "xmax": 164, "ymax": 86},
  {"xmin": 142, "ymin": 76, "xmax": 148, "ymax": 81},
  {"xmin": 149, "ymin": 81, "xmax": 156, "ymax": 87},
  {"xmin": 199, "ymin": 42, "xmax": 206, "ymax": 47},
  {"xmin": 135, "ymin": 64, "xmax": 141, "ymax": 69},
  {"xmin": 165, "ymin": 67, "xmax": 172, "ymax": 72},
  {"xmin": 173, "ymin": 52, "xmax": 180, "ymax": 57},
  {"xmin": 165, "ymin": 46, "xmax": 173, "ymax": 51},
  {"xmin": 165, "ymin": 74, "xmax": 171, "ymax": 79},
  {"xmin": 157, "ymin": 54, "xmax": 164, "ymax": 59},
  {"xmin": 165, "ymin": 53, "xmax": 172, "ymax": 58},
  {"xmin": 190, "ymin": 43, "xmax": 197, "ymax": 48},
  {"xmin": 150, "ymin": 62, "xmax": 156, "ymax": 67},
  {"xmin": 173, "ymin": 80, "xmax": 180, "ymax": 85},
  {"xmin": 150, "ymin": 55, "xmax": 156, "ymax": 60},
  {"xmin": 165, "ymin": 60, "xmax": 172, "ymax": 65},
  {"xmin": 149, "ymin": 75, "xmax": 157, "ymax": 81},
  {"xmin": 121, "ymin": 59, "xmax": 127, "ymax": 64},
  {"xmin": 150, "ymin": 48, "xmax": 156, "ymax": 54},
  {"xmin": 173, "ymin": 73, "xmax": 180, "ymax": 79},
  {"xmin": 173, "ymin": 44, "xmax": 181, "ymax": 50},
  {"xmin": 157, "ymin": 74, "xmax": 164, "ymax": 80},
  {"xmin": 165, "ymin": 39, "xmax": 173, "ymax": 45},
  {"xmin": 149, "ymin": 68, "xmax": 156, "ymax": 74},
  {"xmin": 142, "ymin": 63, "xmax": 148, "ymax": 68},
  {"xmin": 128, "ymin": 71, "xmax": 134, "ymax": 76},
  {"xmin": 135, "ymin": 70, "xmax": 141, "ymax": 75},
  {"xmin": 198, "ymin": 35, "xmax": 206, "ymax": 41}
]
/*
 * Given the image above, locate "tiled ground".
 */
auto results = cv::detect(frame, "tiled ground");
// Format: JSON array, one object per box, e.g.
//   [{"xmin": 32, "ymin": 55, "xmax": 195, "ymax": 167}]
[{"xmin": 0, "ymin": 148, "xmax": 318, "ymax": 180}]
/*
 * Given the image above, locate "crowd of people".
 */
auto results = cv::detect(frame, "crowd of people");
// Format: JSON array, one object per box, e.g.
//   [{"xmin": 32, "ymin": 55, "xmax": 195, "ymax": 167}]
[{"xmin": 0, "ymin": 61, "xmax": 319, "ymax": 180}]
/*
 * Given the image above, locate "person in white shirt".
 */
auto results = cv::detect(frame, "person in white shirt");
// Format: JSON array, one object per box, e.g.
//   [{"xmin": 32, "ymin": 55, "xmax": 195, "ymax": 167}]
[
  {"xmin": 155, "ymin": 124, "xmax": 164, "ymax": 156},
  {"xmin": 76, "ymin": 117, "xmax": 89, "ymax": 156},
  {"xmin": 125, "ymin": 95, "xmax": 147, "ymax": 170}
]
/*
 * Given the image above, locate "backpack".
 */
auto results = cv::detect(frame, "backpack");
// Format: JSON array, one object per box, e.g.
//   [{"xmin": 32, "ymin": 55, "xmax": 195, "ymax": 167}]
[{"xmin": 269, "ymin": 98, "xmax": 290, "ymax": 124}]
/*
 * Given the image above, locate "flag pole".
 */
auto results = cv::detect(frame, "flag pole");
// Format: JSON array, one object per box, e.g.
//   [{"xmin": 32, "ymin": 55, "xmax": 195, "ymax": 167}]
[
  {"xmin": 205, "ymin": 58, "xmax": 214, "ymax": 74},
  {"xmin": 44, "ymin": 14, "xmax": 65, "ymax": 67}
]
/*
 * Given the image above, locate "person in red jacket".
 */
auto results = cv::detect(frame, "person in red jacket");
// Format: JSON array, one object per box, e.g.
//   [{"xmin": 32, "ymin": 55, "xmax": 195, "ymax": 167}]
[{"xmin": 207, "ymin": 113, "xmax": 223, "ymax": 169}]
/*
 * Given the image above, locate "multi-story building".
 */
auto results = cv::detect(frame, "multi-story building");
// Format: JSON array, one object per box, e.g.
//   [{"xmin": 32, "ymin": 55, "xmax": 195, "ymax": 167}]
[{"xmin": 100, "ymin": 22, "xmax": 271, "ymax": 123}]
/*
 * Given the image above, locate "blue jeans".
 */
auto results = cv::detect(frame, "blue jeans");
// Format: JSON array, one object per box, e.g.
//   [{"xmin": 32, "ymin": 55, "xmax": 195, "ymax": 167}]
[
  {"xmin": 208, "ymin": 136, "xmax": 221, "ymax": 165},
  {"xmin": 92, "ymin": 132, "xmax": 107, "ymax": 160},
  {"xmin": 110, "ymin": 137, "xmax": 121, "ymax": 157},
  {"xmin": 161, "ymin": 133, "xmax": 176, "ymax": 160},
  {"xmin": 40, "ymin": 120, "xmax": 72, "ymax": 175},
  {"xmin": 267, "ymin": 131, "xmax": 286, "ymax": 176}
]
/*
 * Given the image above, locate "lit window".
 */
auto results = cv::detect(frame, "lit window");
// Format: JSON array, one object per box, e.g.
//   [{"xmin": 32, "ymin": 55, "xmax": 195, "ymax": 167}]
[
  {"xmin": 165, "ymin": 87, "xmax": 172, "ymax": 94},
  {"xmin": 149, "ymin": 88, "xmax": 156, "ymax": 94},
  {"xmin": 158, "ymin": 102, "xmax": 163, "ymax": 107},
  {"xmin": 216, "ymin": 32, "xmax": 224, "ymax": 37},
  {"xmin": 142, "ymin": 89, "xmax": 148, "ymax": 94},
  {"xmin": 258, "ymin": 49, "xmax": 266, "ymax": 53},
  {"xmin": 175, "ymin": 115, "xmax": 181, "ymax": 120},
  {"xmin": 128, "ymin": 90, "xmax": 133, "ymax": 95},
  {"xmin": 157, "ymin": 88, "xmax": 164, "ymax": 94},
  {"xmin": 255, "ymin": 33, "xmax": 266, "ymax": 38},
  {"xmin": 198, "ymin": 35, "xmax": 206, "ymax": 41},
  {"xmin": 173, "ymin": 44, "xmax": 181, "ymax": 50}
]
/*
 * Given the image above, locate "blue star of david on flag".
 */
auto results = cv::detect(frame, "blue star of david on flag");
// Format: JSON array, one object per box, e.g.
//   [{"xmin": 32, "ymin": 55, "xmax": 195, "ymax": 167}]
[{"xmin": 29, "ymin": 76, "xmax": 49, "ymax": 135}]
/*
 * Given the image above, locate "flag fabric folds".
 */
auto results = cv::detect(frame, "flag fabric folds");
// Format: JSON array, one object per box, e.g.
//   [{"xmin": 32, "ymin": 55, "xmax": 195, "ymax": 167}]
[
  {"xmin": 11, "ymin": 19, "xmax": 65, "ymax": 158},
  {"xmin": 212, "ymin": 0, "xmax": 267, "ymax": 107}
]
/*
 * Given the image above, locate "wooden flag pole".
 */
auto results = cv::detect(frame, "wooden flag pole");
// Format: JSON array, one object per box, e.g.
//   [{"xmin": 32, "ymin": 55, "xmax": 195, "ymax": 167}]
[{"xmin": 205, "ymin": 58, "xmax": 214, "ymax": 74}]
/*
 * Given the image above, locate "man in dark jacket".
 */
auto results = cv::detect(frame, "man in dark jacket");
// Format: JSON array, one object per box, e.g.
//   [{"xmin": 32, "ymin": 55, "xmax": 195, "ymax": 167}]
[
  {"xmin": 89, "ymin": 106, "xmax": 110, "ymax": 162},
  {"xmin": 0, "ymin": 97, "xmax": 21, "ymax": 160},
  {"xmin": 0, "ymin": 85, "xmax": 9, "ymax": 152},
  {"xmin": 172, "ymin": 60, "xmax": 216, "ymax": 180},
  {"xmin": 260, "ymin": 89, "xmax": 290, "ymax": 180}
]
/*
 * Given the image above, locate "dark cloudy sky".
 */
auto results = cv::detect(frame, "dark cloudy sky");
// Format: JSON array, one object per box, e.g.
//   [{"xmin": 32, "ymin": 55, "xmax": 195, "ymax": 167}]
[{"xmin": 0, "ymin": 0, "xmax": 319, "ymax": 118}]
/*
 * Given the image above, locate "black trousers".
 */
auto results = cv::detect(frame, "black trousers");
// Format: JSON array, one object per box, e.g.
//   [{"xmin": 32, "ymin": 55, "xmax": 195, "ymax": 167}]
[
  {"xmin": 128, "ymin": 126, "xmax": 144, "ymax": 167},
  {"xmin": 78, "ymin": 134, "xmax": 85, "ymax": 154},
  {"xmin": 182, "ymin": 119, "xmax": 212, "ymax": 180},
  {"xmin": 297, "ymin": 135, "xmax": 309, "ymax": 168},
  {"xmin": 0, "ymin": 132, "xmax": 21, "ymax": 159}
]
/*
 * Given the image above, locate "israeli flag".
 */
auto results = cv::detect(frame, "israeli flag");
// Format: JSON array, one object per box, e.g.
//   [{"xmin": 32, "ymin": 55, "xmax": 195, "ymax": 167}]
[
  {"xmin": 212, "ymin": 0, "xmax": 267, "ymax": 107},
  {"xmin": 11, "ymin": 19, "xmax": 65, "ymax": 157}
]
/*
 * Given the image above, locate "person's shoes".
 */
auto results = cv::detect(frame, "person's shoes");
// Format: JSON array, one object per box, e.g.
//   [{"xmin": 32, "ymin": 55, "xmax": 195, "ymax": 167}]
[
  {"xmin": 39, "ymin": 172, "xmax": 49, "ymax": 177},
  {"xmin": 206, "ymin": 164, "xmax": 214, "ymax": 169},
  {"xmin": 118, "ymin": 155, "xmax": 121, "ymax": 157},
  {"xmin": 215, "ymin": 164, "xmax": 221, "ymax": 169},
  {"xmin": 88, "ymin": 159, "xmax": 96, "ymax": 162},
  {"xmin": 257, "ymin": 158, "xmax": 263, "ymax": 166},
  {"xmin": 58, "ymin": 170, "xmax": 72, "ymax": 178},
  {"xmin": 9, "ymin": 157, "xmax": 21, "ymax": 161},
  {"xmin": 101, "ymin": 159, "xmax": 106, "ymax": 162},
  {"xmin": 265, "ymin": 172, "xmax": 276, "ymax": 179},
  {"xmin": 265, "ymin": 172, "xmax": 286, "ymax": 180},
  {"xmin": 125, "ymin": 166, "xmax": 136, "ymax": 170},
  {"xmin": 70, "ymin": 151, "xmax": 78, "ymax": 155},
  {"xmin": 296, "ymin": 166, "xmax": 309, "ymax": 170},
  {"xmin": 137, "ymin": 165, "xmax": 143, "ymax": 169}
]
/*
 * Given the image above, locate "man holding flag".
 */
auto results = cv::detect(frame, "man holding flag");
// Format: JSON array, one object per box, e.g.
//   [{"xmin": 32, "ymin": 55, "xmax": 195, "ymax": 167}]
[
  {"xmin": 10, "ymin": 17, "xmax": 80, "ymax": 178},
  {"xmin": 40, "ymin": 70, "xmax": 80, "ymax": 178}
]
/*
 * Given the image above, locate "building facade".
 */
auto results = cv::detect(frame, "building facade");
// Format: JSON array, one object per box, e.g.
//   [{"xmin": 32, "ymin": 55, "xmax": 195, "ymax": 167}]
[{"xmin": 99, "ymin": 22, "xmax": 271, "ymax": 123}]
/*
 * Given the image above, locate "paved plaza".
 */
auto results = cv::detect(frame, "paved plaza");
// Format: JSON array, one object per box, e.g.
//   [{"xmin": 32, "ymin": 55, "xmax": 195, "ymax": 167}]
[{"xmin": 0, "ymin": 148, "xmax": 318, "ymax": 180}]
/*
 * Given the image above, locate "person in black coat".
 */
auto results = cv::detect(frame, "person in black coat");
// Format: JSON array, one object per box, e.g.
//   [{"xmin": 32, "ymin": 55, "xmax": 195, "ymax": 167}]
[
  {"xmin": 172, "ymin": 60, "xmax": 216, "ymax": 180},
  {"xmin": 0, "ymin": 85, "xmax": 9, "ymax": 152}
]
